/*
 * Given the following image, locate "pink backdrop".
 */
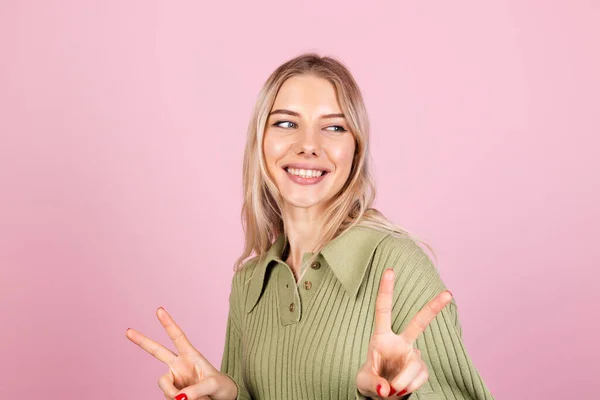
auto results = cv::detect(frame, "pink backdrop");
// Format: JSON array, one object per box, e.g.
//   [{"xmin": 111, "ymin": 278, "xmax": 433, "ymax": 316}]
[{"xmin": 1, "ymin": 1, "xmax": 598, "ymax": 399}]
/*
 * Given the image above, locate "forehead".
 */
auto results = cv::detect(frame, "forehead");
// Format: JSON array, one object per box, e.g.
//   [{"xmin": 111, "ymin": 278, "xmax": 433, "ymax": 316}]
[{"xmin": 272, "ymin": 74, "xmax": 342, "ymax": 113}]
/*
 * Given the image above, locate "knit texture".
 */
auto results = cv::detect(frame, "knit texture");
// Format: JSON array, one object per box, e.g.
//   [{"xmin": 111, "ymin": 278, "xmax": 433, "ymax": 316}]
[{"xmin": 220, "ymin": 226, "xmax": 494, "ymax": 399}]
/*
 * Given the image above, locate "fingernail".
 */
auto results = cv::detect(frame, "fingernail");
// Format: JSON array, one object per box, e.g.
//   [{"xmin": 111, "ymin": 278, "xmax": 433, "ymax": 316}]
[
  {"xmin": 389, "ymin": 385, "xmax": 397, "ymax": 395},
  {"xmin": 175, "ymin": 394, "xmax": 187, "ymax": 400},
  {"xmin": 448, "ymin": 290, "xmax": 453, "ymax": 297},
  {"xmin": 397, "ymin": 388, "xmax": 408, "ymax": 396},
  {"xmin": 376, "ymin": 384, "xmax": 382, "ymax": 396},
  {"xmin": 386, "ymin": 269, "xmax": 394, "ymax": 279}
]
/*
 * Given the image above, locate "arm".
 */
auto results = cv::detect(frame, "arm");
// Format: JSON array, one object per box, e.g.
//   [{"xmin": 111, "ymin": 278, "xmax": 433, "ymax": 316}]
[
  {"xmin": 392, "ymin": 243, "xmax": 495, "ymax": 400},
  {"xmin": 220, "ymin": 273, "xmax": 253, "ymax": 400}
]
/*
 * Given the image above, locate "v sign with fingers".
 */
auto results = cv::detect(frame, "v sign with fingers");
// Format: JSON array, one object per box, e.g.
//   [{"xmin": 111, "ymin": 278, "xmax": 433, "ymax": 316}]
[
  {"xmin": 356, "ymin": 269, "xmax": 453, "ymax": 398},
  {"xmin": 126, "ymin": 307, "xmax": 238, "ymax": 400}
]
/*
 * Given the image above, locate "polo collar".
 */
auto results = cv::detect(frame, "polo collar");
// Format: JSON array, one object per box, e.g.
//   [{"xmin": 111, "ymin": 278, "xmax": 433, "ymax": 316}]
[{"xmin": 244, "ymin": 225, "xmax": 390, "ymax": 314}]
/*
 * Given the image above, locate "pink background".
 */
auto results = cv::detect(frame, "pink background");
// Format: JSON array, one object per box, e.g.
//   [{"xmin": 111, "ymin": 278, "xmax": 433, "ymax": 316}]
[{"xmin": 1, "ymin": 1, "xmax": 598, "ymax": 399}]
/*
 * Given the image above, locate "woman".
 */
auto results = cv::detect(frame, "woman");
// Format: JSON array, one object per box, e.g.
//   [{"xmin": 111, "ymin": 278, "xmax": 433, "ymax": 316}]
[{"xmin": 126, "ymin": 53, "xmax": 494, "ymax": 400}]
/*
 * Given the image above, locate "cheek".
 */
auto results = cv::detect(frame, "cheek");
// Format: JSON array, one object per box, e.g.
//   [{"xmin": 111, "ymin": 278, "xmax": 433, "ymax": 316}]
[
  {"xmin": 263, "ymin": 135, "xmax": 287, "ymax": 168},
  {"xmin": 330, "ymin": 142, "xmax": 356, "ymax": 175}
]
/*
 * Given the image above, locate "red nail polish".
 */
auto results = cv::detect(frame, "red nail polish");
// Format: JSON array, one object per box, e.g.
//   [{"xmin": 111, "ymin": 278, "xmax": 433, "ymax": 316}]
[
  {"xmin": 175, "ymin": 394, "xmax": 187, "ymax": 400},
  {"xmin": 398, "ymin": 388, "xmax": 408, "ymax": 396},
  {"xmin": 376, "ymin": 384, "xmax": 382, "ymax": 396},
  {"xmin": 389, "ymin": 386, "xmax": 397, "ymax": 395}
]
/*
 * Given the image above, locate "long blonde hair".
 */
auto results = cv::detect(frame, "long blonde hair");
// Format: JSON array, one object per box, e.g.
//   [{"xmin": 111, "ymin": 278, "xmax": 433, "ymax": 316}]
[{"xmin": 234, "ymin": 52, "xmax": 436, "ymax": 275}]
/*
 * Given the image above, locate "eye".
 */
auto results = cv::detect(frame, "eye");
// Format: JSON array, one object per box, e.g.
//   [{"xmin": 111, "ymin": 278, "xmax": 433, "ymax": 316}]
[
  {"xmin": 324, "ymin": 125, "xmax": 348, "ymax": 132},
  {"xmin": 273, "ymin": 120, "xmax": 297, "ymax": 129}
]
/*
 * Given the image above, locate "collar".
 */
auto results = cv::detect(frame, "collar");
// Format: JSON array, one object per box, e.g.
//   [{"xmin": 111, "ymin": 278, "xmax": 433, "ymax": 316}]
[{"xmin": 244, "ymin": 225, "xmax": 390, "ymax": 314}]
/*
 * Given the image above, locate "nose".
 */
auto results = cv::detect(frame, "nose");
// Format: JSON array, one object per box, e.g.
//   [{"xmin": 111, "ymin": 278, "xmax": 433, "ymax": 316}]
[{"xmin": 293, "ymin": 126, "xmax": 322, "ymax": 157}]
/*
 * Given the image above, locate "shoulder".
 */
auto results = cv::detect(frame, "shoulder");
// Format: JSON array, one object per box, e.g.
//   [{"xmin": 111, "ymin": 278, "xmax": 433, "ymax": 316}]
[
  {"xmin": 230, "ymin": 257, "xmax": 260, "ymax": 294},
  {"xmin": 373, "ymin": 232, "xmax": 436, "ymax": 272},
  {"xmin": 225, "ymin": 257, "xmax": 261, "ymax": 319},
  {"xmin": 373, "ymin": 232, "xmax": 460, "ymax": 319},
  {"xmin": 370, "ymin": 230, "xmax": 448, "ymax": 297},
  {"xmin": 366, "ymin": 231, "xmax": 458, "ymax": 332}
]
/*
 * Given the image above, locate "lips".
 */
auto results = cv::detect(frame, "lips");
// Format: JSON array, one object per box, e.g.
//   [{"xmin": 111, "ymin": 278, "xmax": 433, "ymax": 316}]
[
  {"xmin": 281, "ymin": 163, "xmax": 331, "ymax": 173},
  {"xmin": 281, "ymin": 168, "xmax": 327, "ymax": 186},
  {"xmin": 284, "ymin": 170, "xmax": 327, "ymax": 185},
  {"xmin": 279, "ymin": 162, "xmax": 331, "ymax": 185},
  {"xmin": 284, "ymin": 167, "xmax": 327, "ymax": 178}
]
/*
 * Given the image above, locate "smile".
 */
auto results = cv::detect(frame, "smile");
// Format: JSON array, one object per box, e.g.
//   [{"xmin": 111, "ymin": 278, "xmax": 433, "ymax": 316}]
[
  {"xmin": 283, "ymin": 167, "xmax": 328, "ymax": 185},
  {"xmin": 285, "ymin": 167, "xmax": 325, "ymax": 178}
]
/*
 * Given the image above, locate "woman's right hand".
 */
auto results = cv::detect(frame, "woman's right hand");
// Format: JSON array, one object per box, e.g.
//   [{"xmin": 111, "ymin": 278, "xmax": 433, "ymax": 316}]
[{"xmin": 126, "ymin": 307, "xmax": 238, "ymax": 400}]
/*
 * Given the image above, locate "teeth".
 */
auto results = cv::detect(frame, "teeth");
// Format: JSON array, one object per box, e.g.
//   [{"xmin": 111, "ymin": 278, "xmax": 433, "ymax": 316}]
[{"xmin": 286, "ymin": 168, "xmax": 324, "ymax": 178}]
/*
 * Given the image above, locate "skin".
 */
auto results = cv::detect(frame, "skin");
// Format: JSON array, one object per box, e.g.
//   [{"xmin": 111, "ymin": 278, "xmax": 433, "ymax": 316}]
[
  {"xmin": 263, "ymin": 74, "xmax": 356, "ymax": 280},
  {"xmin": 125, "ymin": 73, "xmax": 453, "ymax": 400},
  {"xmin": 125, "ymin": 307, "xmax": 237, "ymax": 400},
  {"xmin": 355, "ymin": 269, "xmax": 453, "ymax": 398}
]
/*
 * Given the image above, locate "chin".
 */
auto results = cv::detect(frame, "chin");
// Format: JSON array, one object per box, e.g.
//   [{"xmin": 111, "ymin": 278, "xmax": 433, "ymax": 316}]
[{"xmin": 281, "ymin": 194, "xmax": 327, "ymax": 209}]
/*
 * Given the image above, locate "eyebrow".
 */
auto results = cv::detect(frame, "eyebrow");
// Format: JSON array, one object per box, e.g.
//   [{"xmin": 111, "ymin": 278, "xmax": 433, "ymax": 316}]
[{"xmin": 269, "ymin": 109, "xmax": 345, "ymax": 119}]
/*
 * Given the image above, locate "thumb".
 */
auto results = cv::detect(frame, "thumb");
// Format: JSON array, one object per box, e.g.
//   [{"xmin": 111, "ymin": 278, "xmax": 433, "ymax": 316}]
[
  {"xmin": 374, "ymin": 376, "xmax": 392, "ymax": 398},
  {"xmin": 357, "ymin": 364, "xmax": 391, "ymax": 398},
  {"xmin": 175, "ymin": 374, "xmax": 237, "ymax": 400}
]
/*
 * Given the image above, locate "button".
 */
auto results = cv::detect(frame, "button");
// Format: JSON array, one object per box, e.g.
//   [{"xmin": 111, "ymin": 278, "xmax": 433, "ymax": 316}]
[
  {"xmin": 304, "ymin": 281, "xmax": 312, "ymax": 290},
  {"xmin": 310, "ymin": 261, "xmax": 321, "ymax": 270},
  {"xmin": 289, "ymin": 303, "xmax": 295, "ymax": 312}
]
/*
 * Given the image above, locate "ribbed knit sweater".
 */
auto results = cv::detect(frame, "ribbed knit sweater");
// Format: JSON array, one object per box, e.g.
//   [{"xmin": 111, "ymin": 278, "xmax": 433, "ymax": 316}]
[{"xmin": 220, "ymin": 225, "xmax": 494, "ymax": 399}]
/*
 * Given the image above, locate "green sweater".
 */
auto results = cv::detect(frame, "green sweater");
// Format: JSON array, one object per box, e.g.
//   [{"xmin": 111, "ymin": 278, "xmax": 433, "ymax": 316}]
[{"xmin": 220, "ymin": 225, "xmax": 494, "ymax": 399}]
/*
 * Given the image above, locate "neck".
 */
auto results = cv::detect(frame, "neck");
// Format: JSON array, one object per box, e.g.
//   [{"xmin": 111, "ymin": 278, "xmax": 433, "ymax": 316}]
[{"xmin": 281, "ymin": 203, "xmax": 325, "ymax": 281}]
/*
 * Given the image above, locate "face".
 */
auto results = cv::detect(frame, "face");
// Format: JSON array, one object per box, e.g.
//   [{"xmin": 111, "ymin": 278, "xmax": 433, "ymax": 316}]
[{"xmin": 263, "ymin": 74, "xmax": 356, "ymax": 212}]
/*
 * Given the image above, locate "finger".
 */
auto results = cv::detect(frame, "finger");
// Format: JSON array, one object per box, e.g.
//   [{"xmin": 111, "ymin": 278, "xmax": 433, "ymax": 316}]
[
  {"xmin": 389, "ymin": 351, "xmax": 425, "ymax": 396},
  {"xmin": 126, "ymin": 327, "xmax": 177, "ymax": 365},
  {"xmin": 374, "ymin": 268, "xmax": 395, "ymax": 335},
  {"xmin": 402, "ymin": 367, "xmax": 429, "ymax": 396},
  {"xmin": 157, "ymin": 371, "xmax": 178, "ymax": 398},
  {"xmin": 175, "ymin": 375, "xmax": 236, "ymax": 400},
  {"xmin": 401, "ymin": 290, "xmax": 452, "ymax": 345},
  {"xmin": 157, "ymin": 307, "xmax": 200, "ymax": 357},
  {"xmin": 356, "ymin": 362, "xmax": 391, "ymax": 398}
]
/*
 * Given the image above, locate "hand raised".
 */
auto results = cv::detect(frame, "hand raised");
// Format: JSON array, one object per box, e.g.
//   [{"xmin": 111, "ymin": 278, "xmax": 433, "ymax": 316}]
[
  {"xmin": 126, "ymin": 307, "xmax": 237, "ymax": 400},
  {"xmin": 356, "ymin": 269, "xmax": 453, "ymax": 398}
]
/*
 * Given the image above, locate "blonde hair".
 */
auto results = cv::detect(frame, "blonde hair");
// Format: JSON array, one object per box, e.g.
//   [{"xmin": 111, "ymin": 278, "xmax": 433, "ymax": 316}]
[{"xmin": 234, "ymin": 52, "xmax": 437, "ymax": 277}]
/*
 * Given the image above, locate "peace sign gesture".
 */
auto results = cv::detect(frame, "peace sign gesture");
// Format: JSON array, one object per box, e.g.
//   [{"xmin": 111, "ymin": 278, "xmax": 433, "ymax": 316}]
[
  {"xmin": 126, "ymin": 307, "xmax": 238, "ymax": 400},
  {"xmin": 356, "ymin": 269, "xmax": 453, "ymax": 398}
]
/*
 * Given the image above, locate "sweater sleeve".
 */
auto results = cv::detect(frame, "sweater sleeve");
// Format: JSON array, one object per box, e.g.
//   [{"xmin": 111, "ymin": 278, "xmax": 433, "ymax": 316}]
[
  {"xmin": 390, "ymin": 239, "xmax": 495, "ymax": 400},
  {"xmin": 220, "ymin": 272, "xmax": 252, "ymax": 400}
]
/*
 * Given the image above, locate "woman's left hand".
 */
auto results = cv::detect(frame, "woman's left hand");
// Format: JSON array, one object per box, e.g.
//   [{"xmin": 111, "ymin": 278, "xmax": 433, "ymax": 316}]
[{"xmin": 356, "ymin": 269, "xmax": 453, "ymax": 398}]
